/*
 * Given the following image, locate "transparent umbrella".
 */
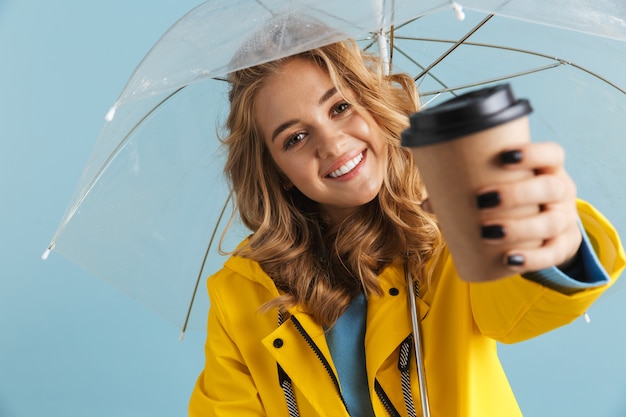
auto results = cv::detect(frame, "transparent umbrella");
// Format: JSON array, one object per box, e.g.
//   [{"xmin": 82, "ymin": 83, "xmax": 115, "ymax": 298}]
[{"xmin": 43, "ymin": 0, "xmax": 626, "ymax": 341}]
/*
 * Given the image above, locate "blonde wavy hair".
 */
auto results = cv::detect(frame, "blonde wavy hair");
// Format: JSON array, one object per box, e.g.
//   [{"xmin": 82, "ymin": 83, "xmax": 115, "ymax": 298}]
[{"xmin": 223, "ymin": 40, "xmax": 442, "ymax": 327}]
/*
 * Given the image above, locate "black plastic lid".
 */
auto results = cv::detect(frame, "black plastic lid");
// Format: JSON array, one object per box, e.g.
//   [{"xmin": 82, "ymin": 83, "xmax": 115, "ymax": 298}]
[{"xmin": 401, "ymin": 84, "xmax": 533, "ymax": 147}]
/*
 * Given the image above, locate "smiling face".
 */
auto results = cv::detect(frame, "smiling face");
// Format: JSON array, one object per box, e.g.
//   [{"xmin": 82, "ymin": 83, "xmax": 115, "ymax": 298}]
[{"xmin": 255, "ymin": 58, "xmax": 388, "ymax": 225}]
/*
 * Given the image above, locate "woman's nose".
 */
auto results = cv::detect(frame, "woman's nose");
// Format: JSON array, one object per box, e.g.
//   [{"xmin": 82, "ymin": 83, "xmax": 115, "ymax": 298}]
[{"xmin": 315, "ymin": 125, "xmax": 344, "ymax": 158}]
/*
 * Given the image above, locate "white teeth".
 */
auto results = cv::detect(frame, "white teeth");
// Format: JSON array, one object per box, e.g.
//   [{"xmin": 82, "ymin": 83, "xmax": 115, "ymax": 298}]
[{"xmin": 329, "ymin": 153, "xmax": 363, "ymax": 178}]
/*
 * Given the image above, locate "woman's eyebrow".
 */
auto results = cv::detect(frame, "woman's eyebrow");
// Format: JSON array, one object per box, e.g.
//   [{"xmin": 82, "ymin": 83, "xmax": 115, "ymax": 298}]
[
  {"xmin": 319, "ymin": 87, "xmax": 338, "ymax": 105},
  {"xmin": 271, "ymin": 87, "xmax": 339, "ymax": 143},
  {"xmin": 271, "ymin": 119, "xmax": 298, "ymax": 143}
]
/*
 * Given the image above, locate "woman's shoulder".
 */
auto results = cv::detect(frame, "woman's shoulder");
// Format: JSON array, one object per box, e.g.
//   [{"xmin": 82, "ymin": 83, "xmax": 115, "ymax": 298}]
[
  {"xmin": 207, "ymin": 251, "xmax": 280, "ymax": 301},
  {"xmin": 205, "ymin": 253, "xmax": 283, "ymax": 343}
]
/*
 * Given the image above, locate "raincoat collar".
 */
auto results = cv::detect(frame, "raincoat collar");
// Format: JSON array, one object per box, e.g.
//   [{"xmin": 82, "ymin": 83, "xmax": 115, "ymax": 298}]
[
  {"xmin": 365, "ymin": 261, "xmax": 429, "ymax": 389},
  {"xmin": 226, "ymin": 254, "xmax": 430, "ymax": 414}
]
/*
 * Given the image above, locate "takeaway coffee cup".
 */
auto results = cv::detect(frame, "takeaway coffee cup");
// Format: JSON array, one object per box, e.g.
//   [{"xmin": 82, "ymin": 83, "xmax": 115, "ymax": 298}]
[{"xmin": 401, "ymin": 84, "xmax": 540, "ymax": 282}]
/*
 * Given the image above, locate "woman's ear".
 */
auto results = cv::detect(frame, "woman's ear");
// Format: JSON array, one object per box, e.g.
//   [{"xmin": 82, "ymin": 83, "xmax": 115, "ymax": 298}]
[{"xmin": 420, "ymin": 198, "xmax": 434, "ymax": 214}]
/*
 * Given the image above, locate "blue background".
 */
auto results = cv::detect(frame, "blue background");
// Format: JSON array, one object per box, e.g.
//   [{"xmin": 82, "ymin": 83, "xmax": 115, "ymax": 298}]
[
  {"xmin": 1, "ymin": 1, "xmax": 624, "ymax": 416},
  {"xmin": 0, "ymin": 2, "xmax": 205, "ymax": 416}
]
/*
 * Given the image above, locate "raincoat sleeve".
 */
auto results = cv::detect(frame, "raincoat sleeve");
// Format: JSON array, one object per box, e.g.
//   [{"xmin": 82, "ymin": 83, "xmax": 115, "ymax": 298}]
[
  {"xmin": 521, "ymin": 223, "xmax": 610, "ymax": 294},
  {"xmin": 468, "ymin": 199, "xmax": 625, "ymax": 344},
  {"xmin": 189, "ymin": 270, "xmax": 267, "ymax": 416}
]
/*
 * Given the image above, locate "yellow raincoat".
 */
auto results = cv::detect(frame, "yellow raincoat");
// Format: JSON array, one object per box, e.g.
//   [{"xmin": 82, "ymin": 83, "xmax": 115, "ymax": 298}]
[{"xmin": 189, "ymin": 200, "xmax": 625, "ymax": 416}]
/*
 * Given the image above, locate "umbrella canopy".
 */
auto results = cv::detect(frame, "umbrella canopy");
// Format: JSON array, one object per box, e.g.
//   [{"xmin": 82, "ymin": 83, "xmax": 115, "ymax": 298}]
[{"xmin": 43, "ymin": 0, "xmax": 626, "ymax": 334}]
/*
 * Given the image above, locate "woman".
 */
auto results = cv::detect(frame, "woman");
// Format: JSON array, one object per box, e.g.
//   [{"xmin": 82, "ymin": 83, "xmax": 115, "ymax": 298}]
[{"xmin": 189, "ymin": 40, "xmax": 624, "ymax": 416}]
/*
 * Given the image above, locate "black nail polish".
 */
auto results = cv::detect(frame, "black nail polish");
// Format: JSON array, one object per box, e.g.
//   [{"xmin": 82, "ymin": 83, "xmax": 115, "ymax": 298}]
[
  {"xmin": 476, "ymin": 191, "xmax": 500, "ymax": 209},
  {"xmin": 500, "ymin": 149, "xmax": 523, "ymax": 164},
  {"xmin": 481, "ymin": 225, "xmax": 505, "ymax": 239},
  {"xmin": 506, "ymin": 254, "xmax": 525, "ymax": 266}
]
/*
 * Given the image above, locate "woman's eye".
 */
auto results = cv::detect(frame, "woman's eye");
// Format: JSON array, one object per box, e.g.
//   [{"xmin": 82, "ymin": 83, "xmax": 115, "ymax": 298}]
[
  {"xmin": 332, "ymin": 101, "xmax": 351, "ymax": 115},
  {"xmin": 284, "ymin": 132, "xmax": 306, "ymax": 150}
]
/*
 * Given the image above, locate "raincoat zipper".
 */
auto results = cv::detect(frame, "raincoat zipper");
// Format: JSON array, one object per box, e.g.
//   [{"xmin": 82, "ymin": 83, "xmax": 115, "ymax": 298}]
[
  {"xmin": 289, "ymin": 314, "xmax": 408, "ymax": 417},
  {"xmin": 290, "ymin": 315, "xmax": 352, "ymax": 415},
  {"xmin": 277, "ymin": 364, "xmax": 299, "ymax": 416},
  {"xmin": 374, "ymin": 380, "xmax": 402, "ymax": 417}
]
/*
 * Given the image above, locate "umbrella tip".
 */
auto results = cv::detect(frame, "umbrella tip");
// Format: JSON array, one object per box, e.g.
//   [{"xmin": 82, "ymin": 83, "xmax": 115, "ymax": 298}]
[
  {"xmin": 105, "ymin": 104, "xmax": 118, "ymax": 122},
  {"xmin": 41, "ymin": 243, "xmax": 54, "ymax": 260},
  {"xmin": 179, "ymin": 331, "xmax": 185, "ymax": 341},
  {"xmin": 451, "ymin": 2, "xmax": 466, "ymax": 21}
]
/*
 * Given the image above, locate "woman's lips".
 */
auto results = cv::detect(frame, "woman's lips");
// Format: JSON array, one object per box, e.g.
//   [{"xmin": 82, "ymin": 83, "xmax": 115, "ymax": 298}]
[{"xmin": 327, "ymin": 151, "xmax": 364, "ymax": 178}]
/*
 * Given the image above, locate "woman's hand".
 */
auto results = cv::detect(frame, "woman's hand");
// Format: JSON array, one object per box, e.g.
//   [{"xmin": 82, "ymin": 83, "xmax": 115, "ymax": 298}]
[{"xmin": 476, "ymin": 142, "xmax": 582, "ymax": 273}]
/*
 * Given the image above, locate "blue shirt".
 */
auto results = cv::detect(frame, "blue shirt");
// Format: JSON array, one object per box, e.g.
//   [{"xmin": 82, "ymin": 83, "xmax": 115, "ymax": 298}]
[{"xmin": 325, "ymin": 292, "xmax": 375, "ymax": 417}]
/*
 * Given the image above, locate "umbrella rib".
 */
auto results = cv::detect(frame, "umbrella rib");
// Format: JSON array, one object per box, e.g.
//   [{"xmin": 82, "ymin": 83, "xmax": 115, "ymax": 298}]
[
  {"xmin": 180, "ymin": 191, "xmax": 233, "ymax": 339},
  {"xmin": 397, "ymin": 36, "xmax": 626, "ymax": 96},
  {"xmin": 392, "ymin": 43, "xmax": 455, "ymax": 96},
  {"xmin": 47, "ymin": 86, "xmax": 188, "ymax": 250},
  {"xmin": 414, "ymin": 14, "xmax": 494, "ymax": 82},
  {"xmin": 357, "ymin": 29, "xmax": 390, "ymax": 54},
  {"xmin": 389, "ymin": 24, "xmax": 395, "ymax": 71},
  {"xmin": 252, "ymin": 0, "xmax": 276, "ymax": 15},
  {"xmin": 419, "ymin": 62, "xmax": 563, "ymax": 97},
  {"xmin": 566, "ymin": 63, "xmax": 626, "ymax": 96},
  {"xmin": 392, "ymin": 13, "xmax": 426, "ymax": 32}
]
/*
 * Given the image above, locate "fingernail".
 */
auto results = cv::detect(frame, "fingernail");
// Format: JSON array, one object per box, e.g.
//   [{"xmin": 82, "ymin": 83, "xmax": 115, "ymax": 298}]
[
  {"xmin": 506, "ymin": 254, "xmax": 525, "ymax": 266},
  {"xmin": 481, "ymin": 225, "xmax": 505, "ymax": 239},
  {"xmin": 476, "ymin": 191, "xmax": 500, "ymax": 209},
  {"xmin": 500, "ymin": 149, "xmax": 523, "ymax": 164}
]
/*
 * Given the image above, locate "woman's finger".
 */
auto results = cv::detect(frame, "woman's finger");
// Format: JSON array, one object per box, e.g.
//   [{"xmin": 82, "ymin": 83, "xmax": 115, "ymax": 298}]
[
  {"xmin": 480, "ymin": 209, "xmax": 573, "ymax": 244},
  {"xmin": 477, "ymin": 170, "xmax": 576, "ymax": 212},
  {"xmin": 498, "ymin": 141, "xmax": 565, "ymax": 172},
  {"xmin": 501, "ymin": 225, "xmax": 583, "ymax": 273}
]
